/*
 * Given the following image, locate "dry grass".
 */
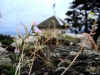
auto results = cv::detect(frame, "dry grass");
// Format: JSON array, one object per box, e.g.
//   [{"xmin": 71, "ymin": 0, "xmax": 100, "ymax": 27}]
[
  {"xmin": 14, "ymin": 19, "xmax": 98, "ymax": 75},
  {"xmin": 61, "ymin": 19, "xmax": 98, "ymax": 75},
  {"xmin": 14, "ymin": 21, "xmax": 60, "ymax": 75}
]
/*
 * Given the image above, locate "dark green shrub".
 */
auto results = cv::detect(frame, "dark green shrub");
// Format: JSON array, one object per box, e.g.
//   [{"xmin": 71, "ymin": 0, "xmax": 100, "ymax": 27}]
[{"xmin": 1, "ymin": 39, "xmax": 14, "ymax": 46}]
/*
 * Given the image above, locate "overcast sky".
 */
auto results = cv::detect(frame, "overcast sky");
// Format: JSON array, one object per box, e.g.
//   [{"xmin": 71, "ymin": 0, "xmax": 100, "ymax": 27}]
[{"xmin": 0, "ymin": 0, "xmax": 73, "ymax": 36}]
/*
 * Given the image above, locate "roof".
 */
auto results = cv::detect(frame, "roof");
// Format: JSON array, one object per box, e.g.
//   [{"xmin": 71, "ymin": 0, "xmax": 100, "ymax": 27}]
[{"xmin": 37, "ymin": 15, "xmax": 66, "ymax": 29}]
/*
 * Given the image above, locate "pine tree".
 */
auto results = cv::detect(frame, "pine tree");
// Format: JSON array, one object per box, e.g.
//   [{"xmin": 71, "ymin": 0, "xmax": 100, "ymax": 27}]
[
  {"xmin": 65, "ymin": 0, "xmax": 100, "ymax": 41},
  {"xmin": 65, "ymin": 0, "xmax": 99, "ymax": 32}
]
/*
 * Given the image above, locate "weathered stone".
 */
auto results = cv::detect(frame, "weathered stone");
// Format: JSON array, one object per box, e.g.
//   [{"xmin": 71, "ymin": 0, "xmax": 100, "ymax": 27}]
[
  {"xmin": 0, "ymin": 35, "xmax": 100, "ymax": 75},
  {"xmin": 41, "ymin": 45, "xmax": 100, "ymax": 75},
  {"xmin": 0, "ymin": 47, "xmax": 8, "ymax": 53},
  {"xmin": 97, "ymin": 36, "xmax": 100, "ymax": 51},
  {"xmin": 0, "ymin": 42, "xmax": 2, "ymax": 47},
  {"xmin": 0, "ymin": 57, "xmax": 12, "ymax": 65}
]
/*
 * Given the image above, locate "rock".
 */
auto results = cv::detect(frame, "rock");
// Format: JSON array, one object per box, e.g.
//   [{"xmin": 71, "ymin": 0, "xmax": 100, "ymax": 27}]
[
  {"xmin": 0, "ymin": 42, "xmax": 2, "ymax": 47},
  {"xmin": 0, "ymin": 57, "xmax": 12, "ymax": 65},
  {"xmin": 97, "ymin": 36, "xmax": 100, "ymax": 51},
  {"xmin": 0, "ymin": 34, "xmax": 99, "ymax": 75},
  {"xmin": 30, "ymin": 57, "xmax": 56, "ymax": 75},
  {"xmin": 0, "ymin": 52, "xmax": 12, "ymax": 73},
  {"xmin": 11, "ymin": 36, "xmax": 36, "ymax": 48},
  {"xmin": 0, "ymin": 47, "xmax": 8, "ymax": 53},
  {"xmin": 25, "ymin": 36, "xmax": 36, "ymax": 43},
  {"xmin": 0, "ymin": 51, "xmax": 15, "ymax": 74},
  {"xmin": 6, "ymin": 45, "xmax": 15, "ymax": 52},
  {"xmin": 58, "ymin": 60, "xmax": 71, "ymax": 67},
  {"xmin": 11, "ymin": 38, "xmax": 22, "ymax": 48},
  {"xmin": 11, "ymin": 42, "xmax": 18, "ymax": 48},
  {"xmin": 56, "ymin": 67, "xmax": 66, "ymax": 73},
  {"xmin": 63, "ymin": 33, "xmax": 96, "ymax": 50},
  {"xmin": 0, "ymin": 64, "xmax": 12, "ymax": 74},
  {"xmin": 42, "ymin": 45, "xmax": 100, "ymax": 75}
]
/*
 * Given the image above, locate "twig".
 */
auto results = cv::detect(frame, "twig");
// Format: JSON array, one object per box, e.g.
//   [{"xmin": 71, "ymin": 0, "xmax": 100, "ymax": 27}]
[
  {"xmin": 61, "ymin": 39, "xmax": 88, "ymax": 75},
  {"xmin": 60, "ymin": 19, "xmax": 98, "ymax": 75}
]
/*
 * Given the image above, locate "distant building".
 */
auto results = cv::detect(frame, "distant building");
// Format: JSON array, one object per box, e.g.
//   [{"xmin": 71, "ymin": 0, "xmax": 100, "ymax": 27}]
[{"xmin": 37, "ymin": 15, "xmax": 66, "ymax": 34}]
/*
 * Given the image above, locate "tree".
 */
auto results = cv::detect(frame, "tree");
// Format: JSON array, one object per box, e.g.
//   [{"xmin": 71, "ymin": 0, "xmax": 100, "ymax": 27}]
[
  {"xmin": 65, "ymin": 9, "xmax": 84, "ymax": 33},
  {"xmin": 0, "ymin": 34, "xmax": 14, "ymax": 45},
  {"xmin": 65, "ymin": 0, "xmax": 100, "ymax": 41},
  {"xmin": 66, "ymin": 0, "xmax": 100, "ymax": 32}
]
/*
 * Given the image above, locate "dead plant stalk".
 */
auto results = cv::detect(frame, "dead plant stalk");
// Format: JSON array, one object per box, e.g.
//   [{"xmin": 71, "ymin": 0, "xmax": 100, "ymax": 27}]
[{"xmin": 60, "ymin": 19, "xmax": 98, "ymax": 75}]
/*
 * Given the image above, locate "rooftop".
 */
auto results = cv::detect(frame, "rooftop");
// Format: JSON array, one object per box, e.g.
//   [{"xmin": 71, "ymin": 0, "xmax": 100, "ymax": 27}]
[{"xmin": 37, "ymin": 15, "xmax": 66, "ymax": 29}]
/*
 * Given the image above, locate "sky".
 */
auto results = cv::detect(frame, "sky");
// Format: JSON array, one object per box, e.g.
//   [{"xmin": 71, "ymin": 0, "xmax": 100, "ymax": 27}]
[{"xmin": 0, "ymin": 0, "xmax": 73, "ymax": 36}]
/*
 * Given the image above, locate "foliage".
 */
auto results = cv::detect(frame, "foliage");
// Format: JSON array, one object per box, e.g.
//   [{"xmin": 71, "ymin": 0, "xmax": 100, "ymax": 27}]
[
  {"xmin": 58, "ymin": 34, "xmax": 73, "ymax": 40},
  {"xmin": 4, "ymin": 65, "xmax": 16, "ymax": 75},
  {"xmin": 64, "ymin": 35, "xmax": 73, "ymax": 40},
  {"xmin": 65, "ymin": 0, "xmax": 100, "ymax": 34},
  {"xmin": 0, "ymin": 34, "xmax": 14, "ymax": 45},
  {"xmin": 72, "ymin": 22, "xmax": 83, "ymax": 31},
  {"xmin": 1, "ymin": 39, "xmax": 13, "ymax": 46}
]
